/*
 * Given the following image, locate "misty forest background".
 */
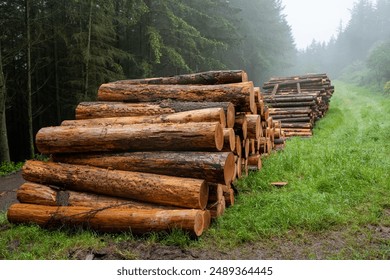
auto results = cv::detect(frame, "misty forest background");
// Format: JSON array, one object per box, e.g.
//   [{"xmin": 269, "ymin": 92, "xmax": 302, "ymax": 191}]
[{"xmin": 0, "ymin": 0, "xmax": 389, "ymax": 163}]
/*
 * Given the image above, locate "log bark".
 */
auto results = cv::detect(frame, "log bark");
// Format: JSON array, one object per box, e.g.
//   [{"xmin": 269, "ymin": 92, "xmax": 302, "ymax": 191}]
[
  {"xmin": 7, "ymin": 203, "xmax": 207, "ymax": 237},
  {"xmin": 280, "ymin": 123, "xmax": 312, "ymax": 129},
  {"xmin": 98, "ymin": 82, "xmax": 256, "ymax": 113},
  {"xmin": 112, "ymin": 70, "xmax": 248, "ymax": 85},
  {"xmin": 63, "ymin": 108, "xmax": 226, "ymax": 128},
  {"xmin": 17, "ymin": 182, "xmax": 175, "ymax": 210},
  {"xmin": 22, "ymin": 160, "xmax": 209, "ymax": 210},
  {"xmin": 53, "ymin": 152, "xmax": 235, "ymax": 186},
  {"xmin": 75, "ymin": 102, "xmax": 173, "ymax": 119},
  {"xmin": 36, "ymin": 122, "xmax": 224, "ymax": 154},
  {"xmin": 265, "ymin": 101, "xmax": 315, "ymax": 108},
  {"xmin": 76, "ymin": 101, "xmax": 236, "ymax": 128},
  {"xmin": 208, "ymin": 183, "xmax": 223, "ymax": 203}
]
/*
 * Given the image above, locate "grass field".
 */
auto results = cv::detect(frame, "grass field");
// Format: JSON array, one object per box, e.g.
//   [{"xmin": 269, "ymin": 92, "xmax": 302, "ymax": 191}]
[{"xmin": 1, "ymin": 81, "xmax": 389, "ymax": 259}]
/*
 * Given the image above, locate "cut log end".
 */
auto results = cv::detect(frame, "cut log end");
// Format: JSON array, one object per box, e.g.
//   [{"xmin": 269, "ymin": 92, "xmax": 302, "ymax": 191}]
[
  {"xmin": 226, "ymin": 103, "xmax": 236, "ymax": 128},
  {"xmin": 224, "ymin": 153, "xmax": 236, "ymax": 185},
  {"xmin": 215, "ymin": 123, "xmax": 224, "ymax": 151}
]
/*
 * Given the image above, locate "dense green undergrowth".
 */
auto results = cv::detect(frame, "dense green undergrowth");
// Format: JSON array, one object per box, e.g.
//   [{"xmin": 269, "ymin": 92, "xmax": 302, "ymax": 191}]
[
  {"xmin": 1, "ymin": 81, "xmax": 389, "ymax": 259},
  {"xmin": 0, "ymin": 162, "xmax": 24, "ymax": 176}
]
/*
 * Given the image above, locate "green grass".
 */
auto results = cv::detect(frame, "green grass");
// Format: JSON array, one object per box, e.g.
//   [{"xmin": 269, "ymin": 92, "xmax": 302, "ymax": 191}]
[
  {"xmin": 0, "ymin": 81, "xmax": 389, "ymax": 259},
  {"xmin": 0, "ymin": 161, "xmax": 24, "ymax": 176},
  {"xmin": 209, "ymin": 81, "xmax": 390, "ymax": 245}
]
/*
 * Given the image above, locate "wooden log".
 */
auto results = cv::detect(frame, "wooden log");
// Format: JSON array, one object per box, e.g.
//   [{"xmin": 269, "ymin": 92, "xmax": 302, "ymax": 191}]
[
  {"xmin": 22, "ymin": 161, "xmax": 209, "ymax": 210},
  {"xmin": 112, "ymin": 70, "xmax": 248, "ymax": 85},
  {"xmin": 17, "ymin": 182, "xmax": 175, "ymax": 209},
  {"xmin": 53, "ymin": 152, "xmax": 236, "ymax": 186},
  {"xmin": 273, "ymin": 117, "xmax": 312, "ymax": 123},
  {"xmin": 157, "ymin": 101, "xmax": 235, "ymax": 128},
  {"xmin": 75, "ymin": 102, "xmax": 174, "ymax": 119},
  {"xmin": 234, "ymin": 114, "xmax": 247, "ymax": 140},
  {"xmin": 224, "ymin": 187, "xmax": 235, "ymax": 207},
  {"xmin": 280, "ymin": 123, "xmax": 312, "ymax": 129},
  {"xmin": 246, "ymin": 114, "xmax": 261, "ymax": 139},
  {"xmin": 17, "ymin": 182, "xmax": 57, "ymax": 206},
  {"xmin": 207, "ymin": 197, "xmax": 225, "ymax": 219},
  {"xmin": 242, "ymin": 138, "xmax": 250, "ymax": 159},
  {"xmin": 63, "ymin": 108, "xmax": 226, "ymax": 128},
  {"xmin": 7, "ymin": 203, "xmax": 207, "ymax": 237},
  {"xmin": 235, "ymin": 135, "xmax": 242, "ymax": 158},
  {"xmin": 208, "ymin": 183, "xmax": 223, "ymax": 204},
  {"xmin": 271, "ymin": 113, "xmax": 310, "ymax": 119},
  {"xmin": 222, "ymin": 128, "xmax": 235, "ymax": 152},
  {"xmin": 98, "ymin": 82, "xmax": 256, "ymax": 113},
  {"xmin": 268, "ymin": 108, "xmax": 312, "ymax": 115},
  {"xmin": 265, "ymin": 101, "xmax": 316, "ymax": 108},
  {"xmin": 36, "ymin": 122, "xmax": 224, "ymax": 154},
  {"xmin": 263, "ymin": 95, "xmax": 316, "ymax": 102},
  {"xmin": 248, "ymin": 154, "xmax": 262, "ymax": 170}
]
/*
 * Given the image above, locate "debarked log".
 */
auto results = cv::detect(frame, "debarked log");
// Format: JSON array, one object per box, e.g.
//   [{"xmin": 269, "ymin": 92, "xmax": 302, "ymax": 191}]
[
  {"xmin": 22, "ymin": 160, "xmax": 209, "ymax": 209},
  {"xmin": 7, "ymin": 203, "xmax": 208, "ymax": 237},
  {"xmin": 53, "ymin": 152, "xmax": 236, "ymax": 186},
  {"xmin": 36, "ymin": 122, "xmax": 224, "ymax": 154},
  {"xmin": 63, "ymin": 108, "xmax": 226, "ymax": 128}
]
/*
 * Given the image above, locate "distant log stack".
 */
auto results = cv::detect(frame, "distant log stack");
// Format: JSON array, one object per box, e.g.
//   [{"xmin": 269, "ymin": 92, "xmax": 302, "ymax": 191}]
[
  {"xmin": 262, "ymin": 74, "xmax": 334, "ymax": 137},
  {"xmin": 8, "ymin": 70, "xmax": 286, "ymax": 237}
]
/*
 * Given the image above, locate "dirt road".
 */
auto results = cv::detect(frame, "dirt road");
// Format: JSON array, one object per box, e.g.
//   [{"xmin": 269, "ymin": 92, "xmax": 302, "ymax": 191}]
[{"xmin": 0, "ymin": 171, "xmax": 25, "ymax": 212}]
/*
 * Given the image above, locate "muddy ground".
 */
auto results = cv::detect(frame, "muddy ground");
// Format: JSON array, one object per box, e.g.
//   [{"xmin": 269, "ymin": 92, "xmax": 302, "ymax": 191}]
[{"xmin": 1, "ymin": 172, "xmax": 389, "ymax": 260}]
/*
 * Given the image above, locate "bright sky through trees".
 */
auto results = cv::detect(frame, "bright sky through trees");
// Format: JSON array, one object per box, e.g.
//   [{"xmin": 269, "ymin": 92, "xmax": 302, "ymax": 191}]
[{"xmin": 281, "ymin": 0, "xmax": 357, "ymax": 49}]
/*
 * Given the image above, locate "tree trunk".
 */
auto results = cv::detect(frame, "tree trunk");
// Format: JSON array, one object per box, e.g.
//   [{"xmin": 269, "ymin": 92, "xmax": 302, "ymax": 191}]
[
  {"xmin": 36, "ymin": 122, "xmax": 224, "ymax": 154},
  {"xmin": 62, "ymin": 108, "xmax": 226, "ymax": 128},
  {"xmin": 25, "ymin": 0, "xmax": 34, "ymax": 158},
  {"xmin": 0, "ymin": 41, "xmax": 10, "ymax": 162},
  {"xmin": 97, "ymin": 82, "xmax": 255, "ymax": 113},
  {"xmin": 84, "ymin": 0, "xmax": 93, "ymax": 100},
  {"xmin": 7, "ymin": 203, "xmax": 207, "ymax": 236},
  {"xmin": 113, "ymin": 70, "xmax": 248, "ymax": 85},
  {"xmin": 22, "ymin": 160, "xmax": 209, "ymax": 209},
  {"xmin": 53, "ymin": 151, "xmax": 236, "ymax": 186}
]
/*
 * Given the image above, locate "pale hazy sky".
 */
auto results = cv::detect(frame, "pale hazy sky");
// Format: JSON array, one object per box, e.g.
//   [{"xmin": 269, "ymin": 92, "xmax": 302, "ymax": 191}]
[{"xmin": 281, "ymin": 0, "xmax": 358, "ymax": 49}]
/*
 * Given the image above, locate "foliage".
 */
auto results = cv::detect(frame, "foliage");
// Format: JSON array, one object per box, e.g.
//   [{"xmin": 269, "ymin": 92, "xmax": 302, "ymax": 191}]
[
  {"xmin": 367, "ymin": 41, "xmax": 390, "ymax": 85},
  {"xmin": 384, "ymin": 81, "xmax": 390, "ymax": 95},
  {"xmin": 0, "ymin": 161, "xmax": 23, "ymax": 176},
  {"xmin": 0, "ymin": 0, "xmax": 295, "ymax": 161},
  {"xmin": 291, "ymin": 0, "xmax": 390, "ymax": 86}
]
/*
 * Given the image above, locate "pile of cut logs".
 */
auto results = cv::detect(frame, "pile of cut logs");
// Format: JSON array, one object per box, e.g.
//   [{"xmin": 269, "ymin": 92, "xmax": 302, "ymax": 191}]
[
  {"xmin": 7, "ymin": 70, "xmax": 284, "ymax": 237},
  {"xmin": 262, "ymin": 73, "xmax": 334, "ymax": 137}
]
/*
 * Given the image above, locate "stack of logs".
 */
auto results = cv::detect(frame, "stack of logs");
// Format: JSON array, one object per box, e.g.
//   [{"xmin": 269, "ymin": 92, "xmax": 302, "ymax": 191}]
[
  {"xmin": 262, "ymin": 73, "xmax": 334, "ymax": 137},
  {"xmin": 7, "ymin": 70, "xmax": 285, "ymax": 237}
]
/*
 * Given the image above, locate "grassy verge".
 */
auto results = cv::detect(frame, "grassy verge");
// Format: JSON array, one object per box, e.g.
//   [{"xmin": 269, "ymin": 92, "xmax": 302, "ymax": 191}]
[
  {"xmin": 0, "ymin": 81, "xmax": 389, "ymax": 259},
  {"xmin": 210, "ymin": 81, "xmax": 390, "ymax": 242}
]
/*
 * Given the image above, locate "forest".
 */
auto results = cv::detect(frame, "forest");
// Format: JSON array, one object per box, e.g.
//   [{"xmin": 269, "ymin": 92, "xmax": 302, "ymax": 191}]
[{"xmin": 0, "ymin": 0, "xmax": 389, "ymax": 163}]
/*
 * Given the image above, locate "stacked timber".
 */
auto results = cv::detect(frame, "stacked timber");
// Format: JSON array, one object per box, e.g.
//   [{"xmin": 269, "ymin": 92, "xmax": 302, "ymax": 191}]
[
  {"xmin": 262, "ymin": 73, "xmax": 334, "ymax": 137},
  {"xmin": 8, "ymin": 70, "xmax": 284, "ymax": 237}
]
